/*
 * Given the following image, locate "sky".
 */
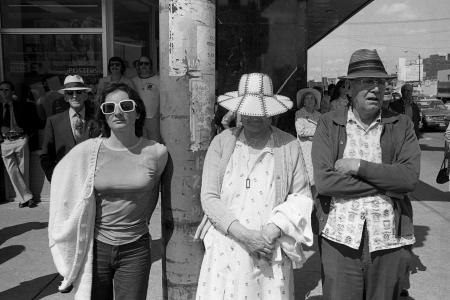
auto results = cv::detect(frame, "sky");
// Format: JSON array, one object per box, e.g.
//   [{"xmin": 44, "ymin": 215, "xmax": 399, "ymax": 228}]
[{"xmin": 307, "ymin": 0, "xmax": 450, "ymax": 81}]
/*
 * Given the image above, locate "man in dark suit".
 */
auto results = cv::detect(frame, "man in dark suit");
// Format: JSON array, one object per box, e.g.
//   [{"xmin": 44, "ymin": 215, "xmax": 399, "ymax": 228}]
[
  {"xmin": 0, "ymin": 81, "xmax": 43, "ymax": 207},
  {"xmin": 389, "ymin": 83, "xmax": 421, "ymax": 138},
  {"xmin": 40, "ymin": 75, "xmax": 100, "ymax": 181}
]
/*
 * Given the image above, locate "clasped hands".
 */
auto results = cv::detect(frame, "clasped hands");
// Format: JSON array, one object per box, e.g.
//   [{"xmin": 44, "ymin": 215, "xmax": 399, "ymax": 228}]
[{"xmin": 243, "ymin": 223, "xmax": 281, "ymax": 262}]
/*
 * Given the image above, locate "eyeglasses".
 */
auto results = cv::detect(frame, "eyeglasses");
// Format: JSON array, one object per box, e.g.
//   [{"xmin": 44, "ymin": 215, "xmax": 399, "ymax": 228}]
[
  {"xmin": 65, "ymin": 90, "xmax": 85, "ymax": 96},
  {"xmin": 358, "ymin": 78, "xmax": 386, "ymax": 87},
  {"xmin": 0, "ymin": 88, "xmax": 10, "ymax": 92},
  {"xmin": 100, "ymin": 99, "xmax": 136, "ymax": 115},
  {"xmin": 109, "ymin": 62, "xmax": 121, "ymax": 67},
  {"xmin": 139, "ymin": 61, "xmax": 150, "ymax": 66}
]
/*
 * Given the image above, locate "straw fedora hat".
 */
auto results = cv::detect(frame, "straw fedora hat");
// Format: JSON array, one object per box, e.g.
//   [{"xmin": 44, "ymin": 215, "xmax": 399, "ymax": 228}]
[
  {"xmin": 339, "ymin": 49, "xmax": 396, "ymax": 79},
  {"xmin": 59, "ymin": 75, "xmax": 91, "ymax": 93},
  {"xmin": 296, "ymin": 88, "xmax": 321, "ymax": 110},
  {"xmin": 217, "ymin": 73, "xmax": 293, "ymax": 117}
]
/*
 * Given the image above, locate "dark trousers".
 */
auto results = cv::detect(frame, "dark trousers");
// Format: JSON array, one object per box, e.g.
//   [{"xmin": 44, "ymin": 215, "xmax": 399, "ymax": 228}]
[
  {"xmin": 319, "ymin": 228, "xmax": 410, "ymax": 300},
  {"xmin": 92, "ymin": 233, "xmax": 151, "ymax": 300}
]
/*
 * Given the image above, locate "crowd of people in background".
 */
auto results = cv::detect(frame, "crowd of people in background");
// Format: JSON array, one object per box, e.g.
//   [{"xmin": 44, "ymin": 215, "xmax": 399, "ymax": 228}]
[
  {"xmin": 0, "ymin": 48, "xmax": 449, "ymax": 299},
  {"xmin": 0, "ymin": 54, "xmax": 160, "ymax": 204}
]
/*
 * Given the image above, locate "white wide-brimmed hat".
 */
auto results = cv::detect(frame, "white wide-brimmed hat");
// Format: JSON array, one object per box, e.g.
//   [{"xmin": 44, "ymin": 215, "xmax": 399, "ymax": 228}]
[
  {"xmin": 59, "ymin": 75, "xmax": 91, "ymax": 93},
  {"xmin": 217, "ymin": 73, "xmax": 293, "ymax": 117},
  {"xmin": 296, "ymin": 88, "xmax": 321, "ymax": 109}
]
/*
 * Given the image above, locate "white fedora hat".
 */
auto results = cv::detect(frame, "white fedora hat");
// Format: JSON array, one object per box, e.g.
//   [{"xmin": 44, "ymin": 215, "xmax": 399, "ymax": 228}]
[
  {"xmin": 59, "ymin": 75, "xmax": 91, "ymax": 93},
  {"xmin": 217, "ymin": 73, "xmax": 293, "ymax": 117}
]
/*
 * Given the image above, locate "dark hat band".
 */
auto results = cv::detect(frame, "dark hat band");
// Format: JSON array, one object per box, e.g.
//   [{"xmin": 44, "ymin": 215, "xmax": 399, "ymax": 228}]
[
  {"xmin": 348, "ymin": 59, "xmax": 387, "ymax": 74},
  {"xmin": 63, "ymin": 82, "xmax": 87, "ymax": 89}
]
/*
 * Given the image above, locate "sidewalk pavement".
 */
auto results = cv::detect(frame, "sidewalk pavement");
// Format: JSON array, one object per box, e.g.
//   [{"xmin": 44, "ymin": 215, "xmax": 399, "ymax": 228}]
[
  {"xmin": 0, "ymin": 201, "xmax": 162, "ymax": 300},
  {"xmin": 0, "ymin": 183, "xmax": 449, "ymax": 299}
]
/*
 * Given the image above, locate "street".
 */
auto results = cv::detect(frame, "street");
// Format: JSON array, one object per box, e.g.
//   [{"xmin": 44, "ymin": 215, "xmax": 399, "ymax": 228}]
[
  {"xmin": 0, "ymin": 130, "xmax": 449, "ymax": 300},
  {"xmin": 406, "ymin": 130, "xmax": 450, "ymax": 300}
]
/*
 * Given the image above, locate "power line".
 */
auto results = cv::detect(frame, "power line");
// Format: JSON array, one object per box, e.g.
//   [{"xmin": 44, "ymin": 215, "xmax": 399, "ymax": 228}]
[
  {"xmin": 346, "ymin": 17, "xmax": 450, "ymax": 25},
  {"xmin": 333, "ymin": 35, "xmax": 450, "ymax": 51},
  {"xmin": 336, "ymin": 29, "xmax": 450, "ymax": 38}
]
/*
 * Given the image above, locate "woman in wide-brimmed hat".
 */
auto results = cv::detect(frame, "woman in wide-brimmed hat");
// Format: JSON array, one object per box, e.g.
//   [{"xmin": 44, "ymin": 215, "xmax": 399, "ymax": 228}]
[
  {"xmin": 295, "ymin": 87, "xmax": 321, "ymax": 187},
  {"xmin": 195, "ymin": 73, "xmax": 313, "ymax": 300}
]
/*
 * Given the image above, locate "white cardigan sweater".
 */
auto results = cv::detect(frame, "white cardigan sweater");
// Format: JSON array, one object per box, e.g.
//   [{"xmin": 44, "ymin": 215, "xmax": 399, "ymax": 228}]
[{"xmin": 48, "ymin": 137, "xmax": 103, "ymax": 299}]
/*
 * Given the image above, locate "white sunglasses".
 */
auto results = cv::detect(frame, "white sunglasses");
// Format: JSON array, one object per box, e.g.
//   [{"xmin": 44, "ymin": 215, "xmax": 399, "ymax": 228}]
[{"xmin": 100, "ymin": 99, "xmax": 136, "ymax": 115}]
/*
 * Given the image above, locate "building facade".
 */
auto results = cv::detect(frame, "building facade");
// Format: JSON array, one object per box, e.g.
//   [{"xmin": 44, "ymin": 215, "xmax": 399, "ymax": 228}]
[
  {"xmin": 398, "ymin": 57, "xmax": 424, "ymax": 83},
  {"xmin": 423, "ymin": 54, "xmax": 450, "ymax": 80}
]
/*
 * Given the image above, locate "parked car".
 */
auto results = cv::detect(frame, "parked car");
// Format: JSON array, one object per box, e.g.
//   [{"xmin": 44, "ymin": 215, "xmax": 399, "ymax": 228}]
[
  {"xmin": 445, "ymin": 102, "xmax": 450, "ymax": 111},
  {"xmin": 416, "ymin": 99, "xmax": 450, "ymax": 130}
]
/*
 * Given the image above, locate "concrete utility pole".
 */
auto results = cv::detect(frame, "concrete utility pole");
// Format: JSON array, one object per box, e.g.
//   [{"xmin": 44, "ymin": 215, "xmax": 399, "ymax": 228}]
[{"xmin": 159, "ymin": 0, "xmax": 215, "ymax": 299}]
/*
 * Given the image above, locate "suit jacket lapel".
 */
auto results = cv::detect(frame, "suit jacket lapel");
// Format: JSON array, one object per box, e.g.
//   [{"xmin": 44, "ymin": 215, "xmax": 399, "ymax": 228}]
[{"xmin": 63, "ymin": 110, "xmax": 76, "ymax": 146}]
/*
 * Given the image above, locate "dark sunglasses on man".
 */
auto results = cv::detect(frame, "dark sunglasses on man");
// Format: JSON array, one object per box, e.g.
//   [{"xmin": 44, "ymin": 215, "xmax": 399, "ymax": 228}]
[
  {"xmin": 100, "ymin": 99, "xmax": 136, "ymax": 115},
  {"xmin": 139, "ymin": 61, "xmax": 150, "ymax": 66},
  {"xmin": 65, "ymin": 90, "xmax": 86, "ymax": 96}
]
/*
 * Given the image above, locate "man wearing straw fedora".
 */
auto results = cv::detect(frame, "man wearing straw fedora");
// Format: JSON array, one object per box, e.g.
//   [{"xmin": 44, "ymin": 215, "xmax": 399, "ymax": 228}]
[
  {"xmin": 311, "ymin": 49, "xmax": 420, "ymax": 299},
  {"xmin": 40, "ymin": 75, "xmax": 100, "ymax": 181}
]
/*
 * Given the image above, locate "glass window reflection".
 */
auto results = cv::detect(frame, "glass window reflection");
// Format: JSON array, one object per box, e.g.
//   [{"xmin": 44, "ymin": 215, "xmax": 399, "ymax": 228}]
[
  {"xmin": 1, "ymin": 0, "xmax": 102, "ymax": 28},
  {"xmin": 2, "ymin": 34, "xmax": 102, "ymax": 100}
]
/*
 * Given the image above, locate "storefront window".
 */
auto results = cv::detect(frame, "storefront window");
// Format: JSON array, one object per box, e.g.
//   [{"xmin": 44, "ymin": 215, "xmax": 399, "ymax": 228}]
[
  {"xmin": 2, "ymin": 34, "xmax": 102, "ymax": 99},
  {"xmin": 113, "ymin": 1, "xmax": 158, "ymax": 76},
  {"xmin": 216, "ymin": 0, "xmax": 306, "ymax": 135},
  {"xmin": 0, "ymin": 0, "xmax": 102, "ymax": 28}
]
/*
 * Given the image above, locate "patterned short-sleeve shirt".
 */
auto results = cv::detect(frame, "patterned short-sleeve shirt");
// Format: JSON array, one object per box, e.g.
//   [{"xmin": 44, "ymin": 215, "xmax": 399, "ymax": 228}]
[{"xmin": 322, "ymin": 108, "xmax": 415, "ymax": 252}]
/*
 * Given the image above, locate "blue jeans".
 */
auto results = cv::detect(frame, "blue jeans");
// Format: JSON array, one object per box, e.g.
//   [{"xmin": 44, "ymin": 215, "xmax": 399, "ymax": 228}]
[{"xmin": 91, "ymin": 233, "xmax": 151, "ymax": 300}]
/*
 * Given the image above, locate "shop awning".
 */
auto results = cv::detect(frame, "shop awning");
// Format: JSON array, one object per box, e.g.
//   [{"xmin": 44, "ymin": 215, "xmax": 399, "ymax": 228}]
[{"xmin": 307, "ymin": 0, "xmax": 374, "ymax": 48}]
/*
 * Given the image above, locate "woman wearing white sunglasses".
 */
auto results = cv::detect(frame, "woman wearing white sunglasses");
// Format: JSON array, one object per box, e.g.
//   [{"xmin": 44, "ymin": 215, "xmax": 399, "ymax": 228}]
[{"xmin": 48, "ymin": 83, "xmax": 167, "ymax": 299}]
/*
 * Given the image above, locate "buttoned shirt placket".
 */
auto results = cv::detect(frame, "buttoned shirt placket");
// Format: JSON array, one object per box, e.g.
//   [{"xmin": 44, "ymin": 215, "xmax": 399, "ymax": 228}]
[{"xmin": 322, "ymin": 108, "xmax": 414, "ymax": 252}]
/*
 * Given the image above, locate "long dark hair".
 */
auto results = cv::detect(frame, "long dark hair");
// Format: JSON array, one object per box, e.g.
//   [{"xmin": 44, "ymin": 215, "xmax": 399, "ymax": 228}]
[{"xmin": 97, "ymin": 83, "xmax": 146, "ymax": 137}]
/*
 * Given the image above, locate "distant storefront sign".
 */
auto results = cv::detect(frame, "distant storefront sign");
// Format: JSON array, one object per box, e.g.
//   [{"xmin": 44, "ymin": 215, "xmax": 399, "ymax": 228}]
[
  {"xmin": 66, "ymin": 66, "xmax": 100, "ymax": 85},
  {"xmin": 66, "ymin": 66, "xmax": 98, "ymax": 76}
]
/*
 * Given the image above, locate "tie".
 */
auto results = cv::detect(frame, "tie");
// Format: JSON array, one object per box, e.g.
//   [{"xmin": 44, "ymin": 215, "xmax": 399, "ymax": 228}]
[
  {"xmin": 3, "ymin": 103, "xmax": 10, "ymax": 128},
  {"xmin": 73, "ymin": 113, "xmax": 84, "ymax": 143}
]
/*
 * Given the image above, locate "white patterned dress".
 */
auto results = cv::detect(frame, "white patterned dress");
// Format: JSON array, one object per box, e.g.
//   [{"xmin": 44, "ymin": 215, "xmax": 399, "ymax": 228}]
[
  {"xmin": 196, "ymin": 133, "xmax": 294, "ymax": 300},
  {"xmin": 295, "ymin": 108, "xmax": 321, "ymax": 185}
]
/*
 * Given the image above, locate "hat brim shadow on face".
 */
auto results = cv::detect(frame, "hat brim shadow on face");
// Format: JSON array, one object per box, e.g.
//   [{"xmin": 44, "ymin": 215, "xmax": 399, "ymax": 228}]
[{"xmin": 218, "ymin": 91, "xmax": 292, "ymax": 117}]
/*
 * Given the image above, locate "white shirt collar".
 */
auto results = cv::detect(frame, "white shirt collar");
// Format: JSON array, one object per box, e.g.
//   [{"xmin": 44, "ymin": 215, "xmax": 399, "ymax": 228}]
[{"xmin": 348, "ymin": 107, "xmax": 381, "ymax": 128}]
